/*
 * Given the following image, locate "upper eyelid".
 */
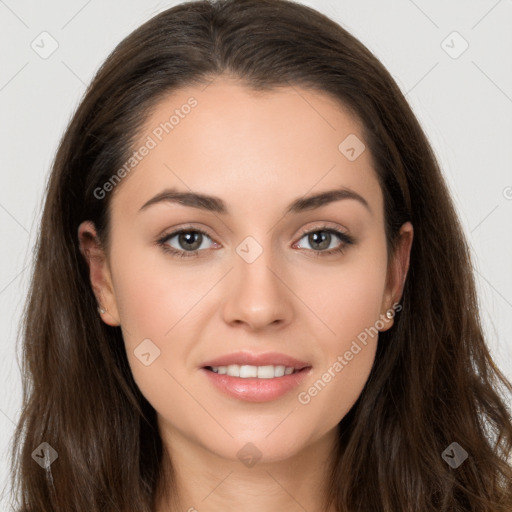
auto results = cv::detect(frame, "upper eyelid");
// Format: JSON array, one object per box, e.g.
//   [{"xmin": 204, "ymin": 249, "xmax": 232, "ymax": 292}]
[
  {"xmin": 159, "ymin": 225, "xmax": 215, "ymax": 242},
  {"xmin": 296, "ymin": 222, "xmax": 349, "ymax": 238}
]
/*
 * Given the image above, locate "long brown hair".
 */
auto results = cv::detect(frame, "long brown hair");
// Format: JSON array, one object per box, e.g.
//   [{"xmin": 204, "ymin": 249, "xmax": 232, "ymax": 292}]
[{"xmin": 11, "ymin": 0, "xmax": 512, "ymax": 510}]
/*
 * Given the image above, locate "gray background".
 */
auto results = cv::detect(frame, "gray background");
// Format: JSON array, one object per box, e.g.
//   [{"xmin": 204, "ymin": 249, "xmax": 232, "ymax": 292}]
[{"xmin": 1, "ymin": 0, "xmax": 511, "ymax": 506}]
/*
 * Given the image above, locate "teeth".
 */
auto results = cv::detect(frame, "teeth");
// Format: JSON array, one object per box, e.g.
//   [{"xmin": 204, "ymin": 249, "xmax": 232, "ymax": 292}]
[{"xmin": 209, "ymin": 364, "xmax": 298, "ymax": 378}]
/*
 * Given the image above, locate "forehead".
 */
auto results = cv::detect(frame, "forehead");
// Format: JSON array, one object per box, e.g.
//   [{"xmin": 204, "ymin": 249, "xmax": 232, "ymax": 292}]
[{"xmin": 110, "ymin": 76, "xmax": 382, "ymax": 219}]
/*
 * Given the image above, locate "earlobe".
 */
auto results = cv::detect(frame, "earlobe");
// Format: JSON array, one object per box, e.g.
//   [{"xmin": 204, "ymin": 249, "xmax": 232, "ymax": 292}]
[{"xmin": 77, "ymin": 221, "xmax": 121, "ymax": 326}]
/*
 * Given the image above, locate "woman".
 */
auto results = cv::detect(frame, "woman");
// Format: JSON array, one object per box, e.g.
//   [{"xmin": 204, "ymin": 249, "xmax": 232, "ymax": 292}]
[{"xmin": 11, "ymin": 0, "xmax": 512, "ymax": 510}]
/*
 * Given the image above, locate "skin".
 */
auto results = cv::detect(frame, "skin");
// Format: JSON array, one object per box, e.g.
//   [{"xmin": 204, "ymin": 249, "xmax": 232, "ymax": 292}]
[{"xmin": 79, "ymin": 76, "xmax": 413, "ymax": 512}]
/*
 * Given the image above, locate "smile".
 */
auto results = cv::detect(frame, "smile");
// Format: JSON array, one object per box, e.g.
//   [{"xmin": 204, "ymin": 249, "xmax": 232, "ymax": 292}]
[{"xmin": 206, "ymin": 364, "xmax": 297, "ymax": 378}]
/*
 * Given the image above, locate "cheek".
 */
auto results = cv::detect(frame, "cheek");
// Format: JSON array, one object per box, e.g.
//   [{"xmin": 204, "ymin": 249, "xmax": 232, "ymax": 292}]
[
  {"xmin": 110, "ymin": 242, "xmax": 202, "ymax": 340},
  {"xmin": 298, "ymin": 338, "xmax": 377, "ymax": 437},
  {"xmin": 295, "ymin": 240, "xmax": 387, "ymax": 422},
  {"xmin": 108, "ymin": 247, "xmax": 195, "ymax": 416},
  {"xmin": 109, "ymin": 243, "xmax": 219, "ymax": 392},
  {"xmin": 305, "ymin": 237, "xmax": 388, "ymax": 348}
]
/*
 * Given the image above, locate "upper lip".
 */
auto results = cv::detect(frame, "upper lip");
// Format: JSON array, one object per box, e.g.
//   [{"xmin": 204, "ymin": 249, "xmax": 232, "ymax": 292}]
[{"xmin": 201, "ymin": 351, "xmax": 311, "ymax": 370}]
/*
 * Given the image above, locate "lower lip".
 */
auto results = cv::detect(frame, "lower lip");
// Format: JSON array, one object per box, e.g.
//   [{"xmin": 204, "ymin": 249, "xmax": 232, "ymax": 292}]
[{"xmin": 201, "ymin": 367, "xmax": 311, "ymax": 402}]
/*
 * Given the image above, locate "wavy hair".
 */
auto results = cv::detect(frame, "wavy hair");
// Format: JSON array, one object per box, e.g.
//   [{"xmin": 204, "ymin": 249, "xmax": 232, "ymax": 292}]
[{"xmin": 11, "ymin": 0, "xmax": 512, "ymax": 510}]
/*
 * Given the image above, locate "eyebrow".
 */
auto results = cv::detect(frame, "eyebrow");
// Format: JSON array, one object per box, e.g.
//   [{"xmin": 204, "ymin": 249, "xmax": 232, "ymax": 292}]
[{"xmin": 138, "ymin": 187, "xmax": 371, "ymax": 215}]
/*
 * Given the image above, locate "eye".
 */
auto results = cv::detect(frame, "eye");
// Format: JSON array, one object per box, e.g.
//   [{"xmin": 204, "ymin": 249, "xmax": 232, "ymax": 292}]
[
  {"xmin": 156, "ymin": 224, "xmax": 355, "ymax": 259},
  {"xmin": 293, "ymin": 226, "xmax": 355, "ymax": 257},
  {"xmin": 157, "ymin": 228, "xmax": 218, "ymax": 258}
]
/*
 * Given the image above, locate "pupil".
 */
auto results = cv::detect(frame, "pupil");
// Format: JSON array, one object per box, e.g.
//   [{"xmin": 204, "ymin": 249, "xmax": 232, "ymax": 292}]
[
  {"xmin": 179, "ymin": 232, "xmax": 201, "ymax": 250},
  {"xmin": 310, "ymin": 231, "xmax": 330, "ymax": 250}
]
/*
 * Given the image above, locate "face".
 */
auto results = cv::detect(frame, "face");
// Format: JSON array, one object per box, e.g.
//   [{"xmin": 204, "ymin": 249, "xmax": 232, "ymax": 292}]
[{"xmin": 79, "ymin": 76, "xmax": 412, "ymax": 464}]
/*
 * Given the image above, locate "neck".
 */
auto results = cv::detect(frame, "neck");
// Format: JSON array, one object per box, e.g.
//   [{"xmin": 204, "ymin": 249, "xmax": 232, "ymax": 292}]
[{"xmin": 155, "ymin": 426, "xmax": 339, "ymax": 512}]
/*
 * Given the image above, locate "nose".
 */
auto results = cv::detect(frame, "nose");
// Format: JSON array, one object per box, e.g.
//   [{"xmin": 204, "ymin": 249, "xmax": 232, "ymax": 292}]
[{"xmin": 221, "ymin": 242, "xmax": 294, "ymax": 332}]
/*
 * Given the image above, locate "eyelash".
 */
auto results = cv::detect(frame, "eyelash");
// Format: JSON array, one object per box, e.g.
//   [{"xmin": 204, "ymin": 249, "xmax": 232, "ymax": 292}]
[{"xmin": 156, "ymin": 225, "xmax": 355, "ymax": 259}]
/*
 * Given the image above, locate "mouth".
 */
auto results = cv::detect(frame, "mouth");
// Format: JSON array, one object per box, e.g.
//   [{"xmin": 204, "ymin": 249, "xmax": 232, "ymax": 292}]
[
  {"xmin": 200, "ymin": 352, "xmax": 312, "ymax": 401},
  {"xmin": 201, "ymin": 365, "xmax": 311, "ymax": 402},
  {"xmin": 203, "ymin": 364, "xmax": 308, "ymax": 379}
]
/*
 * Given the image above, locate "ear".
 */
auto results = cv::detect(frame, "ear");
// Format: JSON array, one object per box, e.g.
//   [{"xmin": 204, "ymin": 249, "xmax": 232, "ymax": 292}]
[
  {"xmin": 379, "ymin": 221, "xmax": 413, "ymax": 331},
  {"xmin": 77, "ymin": 221, "xmax": 121, "ymax": 326}
]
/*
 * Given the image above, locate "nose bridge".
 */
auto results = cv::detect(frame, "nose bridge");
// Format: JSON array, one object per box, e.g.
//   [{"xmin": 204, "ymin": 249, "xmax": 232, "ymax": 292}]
[{"xmin": 221, "ymin": 233, "xmax": 293, "ymax": 329}]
